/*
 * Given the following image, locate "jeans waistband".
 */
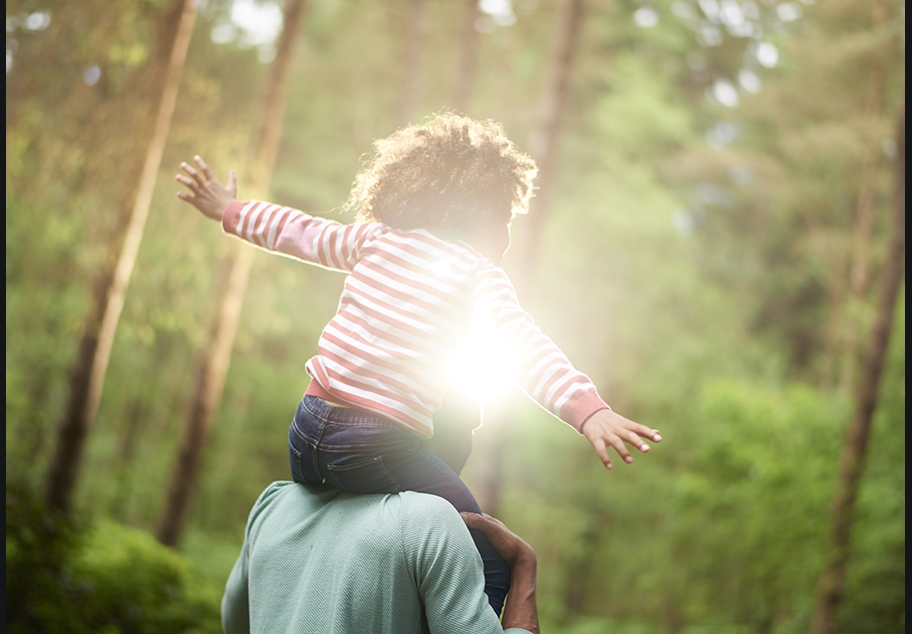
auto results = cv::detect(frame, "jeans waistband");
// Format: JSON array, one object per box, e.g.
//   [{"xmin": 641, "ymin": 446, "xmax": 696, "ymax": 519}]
[{"xmin": 301, "ymin": 395, "xmax": 404, "ymax": 429}]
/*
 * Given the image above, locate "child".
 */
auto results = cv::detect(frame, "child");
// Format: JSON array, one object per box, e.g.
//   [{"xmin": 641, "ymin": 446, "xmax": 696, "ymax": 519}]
[{"xmin": 176, "ymin": 113, "xmax": 661, "ymax": 616}]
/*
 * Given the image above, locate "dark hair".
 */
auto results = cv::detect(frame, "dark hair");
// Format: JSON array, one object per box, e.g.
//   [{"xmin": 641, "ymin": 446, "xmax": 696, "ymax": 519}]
[{"xmin": 348, "ymin": 112, "xmax": 537, "ymax": 236}]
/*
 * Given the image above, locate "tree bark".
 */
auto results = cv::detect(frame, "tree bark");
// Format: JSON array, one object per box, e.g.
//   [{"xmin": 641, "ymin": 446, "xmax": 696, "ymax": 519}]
[
  {"xmin": 820, "ymin": 2, "xmax": 888, "ymax": 391},
  {"xmin": 834, "ymin": 2, "xmax": 889, "ymax": 394},
  {"xmin": 450, "ymin": 0, "xmax": 480, "ymax": 113},
  {"xmin": 473, "ymin": 0, "xmax": 586, "ymax": 519},
  {"xmin": 396, "ymin": 0, "xmax": 430, "ymax": 128},
  {"xmin": 810, "ymin": 105, "xmax": 904, "ymax": 634},
  {"xmin": 518, "ymin": 0, "xmax": 585, "ymax": 287},
  {"xmin": 44, "ymin": 0, "xmax": 198, "ymax": 514},
  {"xmin": 156, "ymin": 0, "xmax": 309, "ymax": 548}
]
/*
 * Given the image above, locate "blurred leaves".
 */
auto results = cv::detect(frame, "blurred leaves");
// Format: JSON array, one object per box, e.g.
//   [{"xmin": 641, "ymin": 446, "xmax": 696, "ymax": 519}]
[
  {"xmin": 6, "ymin": 484, "xmax": 221, "ymax": 634},
  {"xmin": 5, "ymin": 0, "xmax": 905, "ymax": 632}
]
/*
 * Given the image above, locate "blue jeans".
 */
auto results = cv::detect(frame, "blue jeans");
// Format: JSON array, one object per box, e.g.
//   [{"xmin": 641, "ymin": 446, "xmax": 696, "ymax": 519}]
[{"xmin": 288, "ymin": 396, "xmax": 510, "ymax": 615}]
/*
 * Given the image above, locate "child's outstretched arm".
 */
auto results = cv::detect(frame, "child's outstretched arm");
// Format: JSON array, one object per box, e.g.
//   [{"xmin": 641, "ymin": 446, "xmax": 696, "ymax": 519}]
[
  {"xmin": 175, "ymin": 155, "xmax": 382, "ymax": 273},
  {"xmin": 175, "ymin": 156, "xmax": 237, "ymax": 221},
  {"xmin": 473, "ymin": 265, "xmax": 661, "ymax": 471},
  {"xmin": 580, "ymin": 408, "xmax": 662, "ymax": 470}
]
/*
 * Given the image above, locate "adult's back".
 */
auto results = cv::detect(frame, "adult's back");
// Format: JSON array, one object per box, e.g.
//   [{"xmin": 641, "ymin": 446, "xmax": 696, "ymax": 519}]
[{"xmin": 222, "ymin": 482, "xmax": 536, "ymax": 634}]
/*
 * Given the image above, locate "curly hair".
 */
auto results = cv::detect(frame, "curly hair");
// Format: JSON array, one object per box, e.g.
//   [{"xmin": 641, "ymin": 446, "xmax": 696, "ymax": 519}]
[{"xmin": 348, "ymin": 113, "xmax": 538, "ymax": 237}]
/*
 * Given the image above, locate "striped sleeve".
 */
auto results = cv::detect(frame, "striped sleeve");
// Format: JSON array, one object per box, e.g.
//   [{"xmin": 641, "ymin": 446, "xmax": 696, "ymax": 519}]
[
  {"xmin": 221, "ymin": 200, "xmax": 384, "ymax": 272},
  {"xmin": 473, "ymin": 265, "xmax": 609, "ymax": 432}
]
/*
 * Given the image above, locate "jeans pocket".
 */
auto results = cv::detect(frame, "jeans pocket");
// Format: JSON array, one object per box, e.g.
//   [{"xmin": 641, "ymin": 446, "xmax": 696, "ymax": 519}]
[
  {"xmin": 289, "ymin": 426, "xmax": 322, "ymax": 484},
  {"xmin": 326, "ymin": 455, "xmax": 401, "ymax": 494}
]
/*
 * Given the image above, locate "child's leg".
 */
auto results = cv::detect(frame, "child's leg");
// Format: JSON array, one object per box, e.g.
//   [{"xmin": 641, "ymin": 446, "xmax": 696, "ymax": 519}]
[
  {"xmin": 422, "ymin": 391, "xmax": 481, "ymax": 475},
  {"xmin": 288, "ymin": 396, "xmax": 510, "ymax": 615}
]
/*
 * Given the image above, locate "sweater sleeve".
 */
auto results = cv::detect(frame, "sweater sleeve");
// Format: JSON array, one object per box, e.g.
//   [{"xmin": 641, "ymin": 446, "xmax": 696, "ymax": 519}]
[
  {"xmin": 472, "ymin": 264, "xmax": 609, "ymax": 432},
  {"xmin": 221, "ymin": 200, "xmax": 384, "ymax": 272},
  {"xmin": 401, "ymin": 495, "xmax": 527, "ymax": 634},
  {"xmin": 221, "ymin": 539, "xmax": 250, "ymax": 634},
  {"xmin": 221, "ymin": 484, "xmax": 282, "ymax": 634}
]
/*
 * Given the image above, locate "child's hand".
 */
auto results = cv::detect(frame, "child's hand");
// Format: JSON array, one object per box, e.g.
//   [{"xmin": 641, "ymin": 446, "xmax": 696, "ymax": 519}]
[
  {"xmin": 175, "ymin": 155, "xmax": 237, "ymax": 222},
  {"xmin": 581, "ymin": 409, "xmax": 661, "ymax": 470}
]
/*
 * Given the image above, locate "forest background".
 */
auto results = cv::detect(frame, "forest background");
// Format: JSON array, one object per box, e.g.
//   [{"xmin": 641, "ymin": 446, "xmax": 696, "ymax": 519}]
[{"xmin": 5, "ymin": 0, "xmax": 905, "ymax": 633}]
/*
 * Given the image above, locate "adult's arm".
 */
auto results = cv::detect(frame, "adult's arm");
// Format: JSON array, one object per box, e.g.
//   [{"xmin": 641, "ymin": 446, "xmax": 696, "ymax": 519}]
[
  {"xmin": 462, "ymin": 512, "xmax": 540, "ymax": 634},
  {"xmin": 403, "ymin": 494, "xmax": 537, "ymax": 634},
  {"xmin": 221, "ymin": 529, "xmax": 251, "ymax": 634},
  {"xmin": 220, "ymin": 483, "xmax": 288, "ymax": 634}
]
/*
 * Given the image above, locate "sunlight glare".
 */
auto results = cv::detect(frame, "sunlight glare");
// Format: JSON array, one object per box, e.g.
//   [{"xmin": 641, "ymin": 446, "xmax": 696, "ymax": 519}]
[{"xmin": 447, "ymin": 310, "xmax": 519, "ymax": 404}]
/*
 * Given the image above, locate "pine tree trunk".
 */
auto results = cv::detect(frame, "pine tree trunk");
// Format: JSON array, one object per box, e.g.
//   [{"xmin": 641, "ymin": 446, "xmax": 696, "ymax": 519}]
[
  {"xmin": 835, "ymin": 3, "xmax": 889, "ymax": 393},
  {"xmin": 44, "ymin": 0, "xmax": 198, "ymax": 514},
  {"xmin": 450, "ymin": 0, "xmax": 480, "ymax": 113},
  {"xmin": 396, "ymin": 0, "xmax": 430, "ymax": 128},
  {"xmin": 156, "ymin": 0, "xmax": 309, "ymax": 548},
  {"xmin": 821, "ymin": 2, "xmax": 888, "ymax": 391},
  {"xmin": 518, "ymin": 0, "xmax": 584, "ymax": 286},
  {"xmin": 473, "ymin": 0, "xmax": 586, "ymax": 519},
  {"xmin": 810, "ymin": 105, "xmax": 904, "ymax": 634}
]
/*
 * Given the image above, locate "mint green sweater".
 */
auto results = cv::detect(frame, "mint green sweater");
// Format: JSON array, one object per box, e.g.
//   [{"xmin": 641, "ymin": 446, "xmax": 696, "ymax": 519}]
[{"xmin": 222, "ymin": 482, "xmax": 532, "ymax": 634}]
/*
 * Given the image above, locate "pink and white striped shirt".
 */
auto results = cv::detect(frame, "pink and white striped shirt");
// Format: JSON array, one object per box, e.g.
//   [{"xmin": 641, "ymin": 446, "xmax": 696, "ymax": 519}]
[{"xmin": 223, "ymin": 200, "xmax": 609, "ymax": 439}]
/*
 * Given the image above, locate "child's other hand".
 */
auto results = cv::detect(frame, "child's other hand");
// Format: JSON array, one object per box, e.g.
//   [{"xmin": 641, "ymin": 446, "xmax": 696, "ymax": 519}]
[
  {"xmin": 175, "ymin": 155, "xmax": 237, "ymax": 222},
  {"xmin": 580, "ymin": 409, "xmax": 661, "ymax": 470}
]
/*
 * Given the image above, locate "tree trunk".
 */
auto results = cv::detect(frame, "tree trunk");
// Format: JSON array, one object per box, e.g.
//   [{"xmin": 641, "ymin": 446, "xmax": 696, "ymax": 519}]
[
  {"xmin": 473, "ymin": 0, "xmax": 586, "ymax": 519},
  {"xmin": 810, "ymin": 105, "xmax": 904, "ymax": 634},
  {"xmin": 470, "ymin": 395, "xmax": 514, "ymax": 515},
  {"xmin": 516, "ymin": 0, "xmax": 584, "ymax": 286},
  {"xmin": 44, "ymin": 0, "xmax": 198, "ymax": 514},
  {"xmin": 109, "ymin": 397, "xmax": 148, "ymax": 520},
  {"xmin": 396, "ymin": 0, "xmax": 430, "ymax": 128},
  {"xmin": 835, "ymin": 4, "xmax": 889, "ymax": 393},
  {"xmin": 156, "ymin": 0, "xmax": 309, "ymax": 548},
  {"xmin": 821, "ymin": 2, "xmax": 888, "ymax": 391},
  {"xmin": 450, "ymin": 0, "xmax": 480, "ymax": 113}
]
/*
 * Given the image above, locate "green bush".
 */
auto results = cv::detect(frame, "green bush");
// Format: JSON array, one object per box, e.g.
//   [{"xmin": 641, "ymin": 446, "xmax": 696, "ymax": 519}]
[
  {"xmin": 6, "ymin": 485, "xmax": 222, "ymax": 634},
  {"xmin": 6, "ymin": 485, "xmax": 87, "ymax": 634}
]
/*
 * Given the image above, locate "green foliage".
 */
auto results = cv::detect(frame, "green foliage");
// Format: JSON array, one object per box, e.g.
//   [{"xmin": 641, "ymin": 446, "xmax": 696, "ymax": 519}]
[
  {"xmin": 6, "ymin": 484, "xmax": 222, "ymax": 634},
  {"xmin": 6, "ymin": 484, "xmax": 87, "ymax": 634},
  {"xmin": 669, "ymin": 381, "xmax": 846, "ymax": 630},
  {"xmin": 838, "ymin": 294, "xmax": 906, "ymax": 633},
  {"xmin": 5, "ymin": 0, "xmax": 904, "ymax": 632}
]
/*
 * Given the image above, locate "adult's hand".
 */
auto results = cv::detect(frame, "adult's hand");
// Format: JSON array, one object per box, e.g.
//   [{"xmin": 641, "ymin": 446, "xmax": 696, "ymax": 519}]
[
  {"xmin": 461, "ymin": 512, "xmax": 534, "ymax": 568},
  {"xmin": 175, "ymin": 155, "xmax": 237, "ymax": 222},
  {"xmin": 461, "ymin": 512, "xmax": 539, "ymax": 634},
  {"xmin": 581, "ymin": 408, "xmax": 661, "ymax": 470}
]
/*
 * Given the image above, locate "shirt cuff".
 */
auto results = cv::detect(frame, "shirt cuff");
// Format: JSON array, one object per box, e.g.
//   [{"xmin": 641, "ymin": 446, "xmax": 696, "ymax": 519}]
[
  {"xmin": 222, "ymin": 200, "xmax": 246, "ymax": 235},
  {"xmin": 562, "ymin": 390, "xmax": 610, "ymax": 433}
]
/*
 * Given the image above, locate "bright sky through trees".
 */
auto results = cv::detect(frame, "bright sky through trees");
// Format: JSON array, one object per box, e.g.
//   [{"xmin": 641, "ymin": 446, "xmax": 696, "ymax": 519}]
[{"xmin": 211, "ymin": 0, "xmax": 283, "ymax": 62}]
